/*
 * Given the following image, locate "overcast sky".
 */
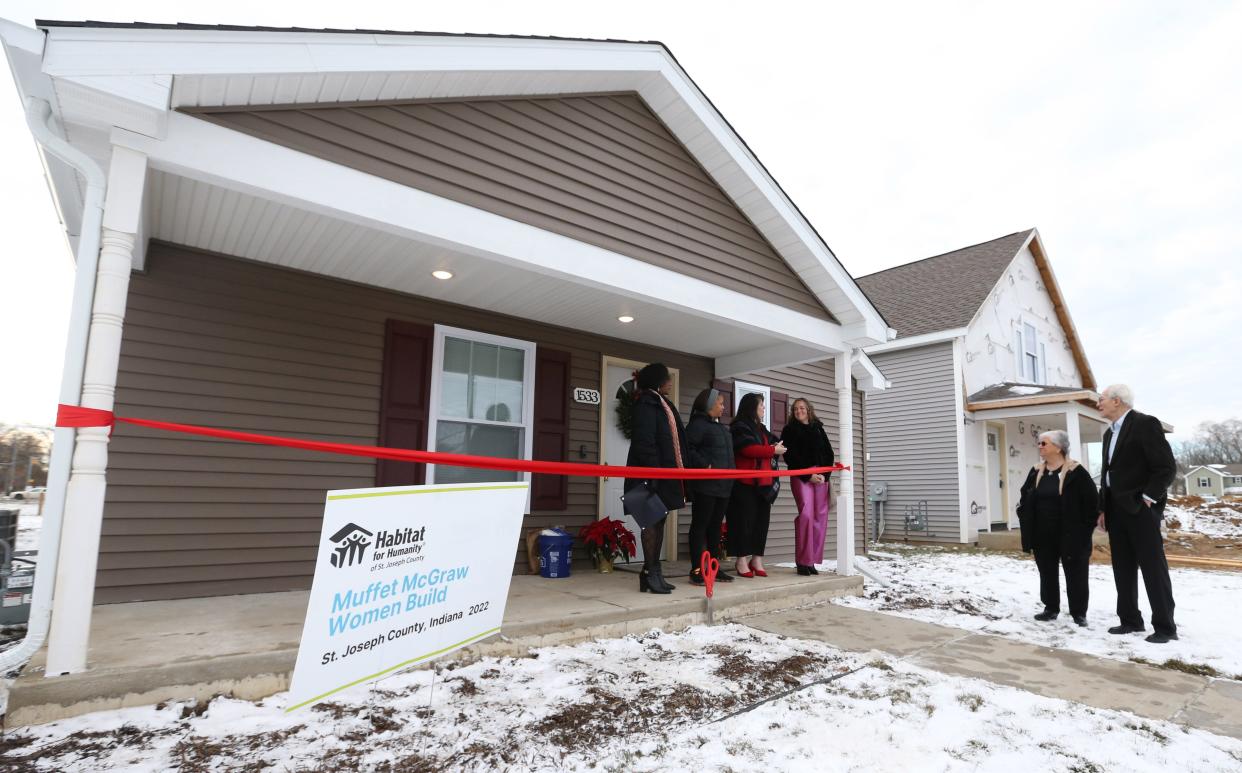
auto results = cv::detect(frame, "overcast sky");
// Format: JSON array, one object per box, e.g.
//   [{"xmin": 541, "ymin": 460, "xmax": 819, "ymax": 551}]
[{"xmin": 1, "ymin": 1, "xmax": 1239, "ymax": 442}]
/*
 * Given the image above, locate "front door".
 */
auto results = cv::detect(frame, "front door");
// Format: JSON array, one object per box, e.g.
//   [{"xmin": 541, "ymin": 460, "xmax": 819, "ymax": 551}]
[
  {"xmin": 986, "ymin": 425, "xmax": 1006, "ymax": 526},
  {"xmin": 599, "ymin": 358, "xmax": 678, "ymax": 563}
]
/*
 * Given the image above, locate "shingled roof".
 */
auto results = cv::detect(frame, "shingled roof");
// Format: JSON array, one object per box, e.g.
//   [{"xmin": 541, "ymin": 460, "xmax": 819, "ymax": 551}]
[{"xmin": 856, "ymin": 230, "xmax": 1034, "ymax": 337}]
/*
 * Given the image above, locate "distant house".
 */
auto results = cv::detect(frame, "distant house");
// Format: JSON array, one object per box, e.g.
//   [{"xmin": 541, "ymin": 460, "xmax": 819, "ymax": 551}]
[
  {"xmin": 1183, "ymin": 465, "xmax": 1242, "ymax": 498},
  {"xmin": 857, "ymin": 229, "xmax": 1120, "ymax": 542}
]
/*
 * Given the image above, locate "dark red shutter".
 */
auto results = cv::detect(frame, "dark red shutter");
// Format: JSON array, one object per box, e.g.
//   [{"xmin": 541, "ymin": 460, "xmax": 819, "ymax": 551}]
[
  {"xmin": 712, "ymin": 379, "xmax": 735, "ymax": 423},
  {"xmin": 376, "ymin": 320, "xmax": 434, "ymax": 487},
  {"xmin": 532, "ymin": 347, "xmax": 571, "ymax": 510},
  {"xmin": 769, "ymin": 390, "xmax": 789, "ymax": 437}
]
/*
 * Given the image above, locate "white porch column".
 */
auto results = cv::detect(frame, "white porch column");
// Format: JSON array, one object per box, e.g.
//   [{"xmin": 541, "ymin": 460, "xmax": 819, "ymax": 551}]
[
  {"xmin": 835, "ymin": 353, "xmax": 856, "ymax": 576},
  {"xmin": 1065, "ymin": 408, "xmax": 1083, "ymax": 463},
  {"xmin": 45, "ymin": 147, "xmax": 146, "ymax": 676}
]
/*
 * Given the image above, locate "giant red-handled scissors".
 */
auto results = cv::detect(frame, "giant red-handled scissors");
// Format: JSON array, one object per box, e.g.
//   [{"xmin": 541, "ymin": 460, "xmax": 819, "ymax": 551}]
[{"xmin": 700, "ymin": 550, "xmax": 719, "ymax": 599}]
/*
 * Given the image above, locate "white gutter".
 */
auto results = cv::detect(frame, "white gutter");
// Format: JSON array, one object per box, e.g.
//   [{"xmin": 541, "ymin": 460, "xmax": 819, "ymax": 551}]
[{"xmin": 0, "ymin": 98, "xmax": 106, "ymax": 674}]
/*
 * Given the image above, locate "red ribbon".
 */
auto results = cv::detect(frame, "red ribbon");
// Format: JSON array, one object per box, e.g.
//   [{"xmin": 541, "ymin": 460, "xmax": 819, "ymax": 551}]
[{"xmin": 55, "ymin": 404, "xmax": 848, "ymax": 481}]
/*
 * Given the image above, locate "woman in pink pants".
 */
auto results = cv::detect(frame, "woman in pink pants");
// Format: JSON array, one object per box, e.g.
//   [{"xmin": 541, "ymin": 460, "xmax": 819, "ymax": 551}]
[{"xmin": 780, "ymin": 399, "xmax": 835, "ymax": 575}]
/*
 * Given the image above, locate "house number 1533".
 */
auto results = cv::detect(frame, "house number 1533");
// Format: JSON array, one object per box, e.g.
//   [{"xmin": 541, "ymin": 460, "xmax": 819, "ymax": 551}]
[{"xmin": 572, "ymin": 388, "xmax": 602, "ymax": 405}]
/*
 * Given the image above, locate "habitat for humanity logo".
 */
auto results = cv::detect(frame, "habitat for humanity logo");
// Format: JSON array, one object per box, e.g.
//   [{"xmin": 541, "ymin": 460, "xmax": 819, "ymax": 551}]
[{"xmin": 328, "ymin": 523, "xmax": 374, "ymax": 568}]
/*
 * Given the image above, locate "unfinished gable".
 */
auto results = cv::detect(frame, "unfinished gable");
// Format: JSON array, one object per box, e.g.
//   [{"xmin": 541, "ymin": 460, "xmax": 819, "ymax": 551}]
[
  {"xmin": 188, "ymin": 93, "xmax": 834, "ymax": 321},
  {"xmin": 962, "ymin": 242, "xmax": 1086, "ymax": 392}
]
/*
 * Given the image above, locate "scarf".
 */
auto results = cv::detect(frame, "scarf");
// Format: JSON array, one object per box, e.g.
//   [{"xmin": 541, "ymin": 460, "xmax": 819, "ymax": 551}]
[
  {"xmin": 1034, "ymin": 458, "xmax": 1080, "ymax": 496},
  {"xmin": 648, "ymin": 390, "xmax": 684, "ymax": 469}
]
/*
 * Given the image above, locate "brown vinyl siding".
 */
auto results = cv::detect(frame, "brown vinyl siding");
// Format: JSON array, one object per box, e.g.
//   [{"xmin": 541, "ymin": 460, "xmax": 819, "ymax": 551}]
[
  {"xmin": 187, "ymin": 93, "xmax": 833, "ymax": 322},
  {"xmin": 677, "ymin": 361, "xmax": 867, "ymax": 563},
  {"xmin": 100, "ymin": 242, "xmax": 711, "ymax": 603}
]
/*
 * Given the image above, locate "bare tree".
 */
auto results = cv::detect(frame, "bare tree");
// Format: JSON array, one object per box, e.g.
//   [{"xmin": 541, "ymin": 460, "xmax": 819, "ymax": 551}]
[
  {"xmin": 0, "ymin": 427, "xmax": 51, "ymax": 493},
  {"xmin": 1174, "ymin": 419, "xmax": 1242, "ymax": 492}
]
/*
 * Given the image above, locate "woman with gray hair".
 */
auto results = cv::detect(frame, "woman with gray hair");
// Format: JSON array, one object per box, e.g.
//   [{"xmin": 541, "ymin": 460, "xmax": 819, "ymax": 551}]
[{"xmin": 1016, "ymin": 429, "xmax": 1100, "ymax": 626}]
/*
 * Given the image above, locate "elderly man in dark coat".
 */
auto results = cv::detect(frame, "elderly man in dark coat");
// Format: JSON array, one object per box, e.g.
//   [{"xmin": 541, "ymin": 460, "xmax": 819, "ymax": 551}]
[{"xmin": 1096, "ymin": 384, "xmax": 1178, "ymax": 643}]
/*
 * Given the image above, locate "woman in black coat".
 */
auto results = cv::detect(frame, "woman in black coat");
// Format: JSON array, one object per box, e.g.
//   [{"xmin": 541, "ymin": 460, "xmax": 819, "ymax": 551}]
[
  {"xmin": 624, "ymin": 362, "xmax": 687, "ymax": 594},
  {"xmin": 685, "ymin": 387, "xmax": 735, "ymax": 586},
  {"xmin": 1016, "ymin": 429, "xmax": 1100, "ymax": 626},
  {"xmin": 781, "ymin": 398, "xmax": 835, "ymax": 575}
]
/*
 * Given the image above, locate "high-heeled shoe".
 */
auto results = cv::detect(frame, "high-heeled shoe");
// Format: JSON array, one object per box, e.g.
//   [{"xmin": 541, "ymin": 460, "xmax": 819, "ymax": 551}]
[
  {"xmin": 689, "ymin": 568, "xmax": 705, "ymax": 586},
  {"xmin": 640, "ymin": 569, "xmax": 671, "ymax": 594},
  {"xmin": 753, "ymin": 567, "xmax": 768, "ymax": 577}
]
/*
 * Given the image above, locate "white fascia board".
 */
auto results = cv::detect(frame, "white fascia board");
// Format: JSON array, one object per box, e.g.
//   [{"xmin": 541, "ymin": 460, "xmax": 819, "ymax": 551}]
[
  {"xmin": 852, "ymin": 351, "xmax": 890, "ymax": 393},
  {"xmin": 864, "ymin": 328, "xmax": 968, "ymax": 355},
  {"xmin": 40, "ymin": 28, "xmax": 667, "ymax": 77},
  {"xmin": 1, "ymin": 24, "xmax": 86, "ymax": 252},
  {"xmin": 0, "ymin": 18, "xmax": 44, "ymax": 54},
  {"xmin": 117, "ymin": 111, "xmax": 847, "ymax": 351}
]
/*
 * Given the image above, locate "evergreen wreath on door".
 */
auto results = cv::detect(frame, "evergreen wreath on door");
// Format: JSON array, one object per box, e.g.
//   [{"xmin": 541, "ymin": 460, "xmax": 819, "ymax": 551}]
[{"xmin": 614, "ymin": 371, "xmax": 639, "ymax": 440}]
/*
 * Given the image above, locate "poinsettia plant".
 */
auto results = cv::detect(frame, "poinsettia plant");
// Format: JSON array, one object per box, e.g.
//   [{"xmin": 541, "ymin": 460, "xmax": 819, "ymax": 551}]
[{"xmin": 578, "ymin": 518, "xmax": 637, "ymax": 563}]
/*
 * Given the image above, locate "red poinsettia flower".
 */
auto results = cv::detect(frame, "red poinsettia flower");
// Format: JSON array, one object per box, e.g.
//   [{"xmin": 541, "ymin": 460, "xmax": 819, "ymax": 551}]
[{"xmin": 578, "ymin": 518, "xmax": 637, "ymax": 562}]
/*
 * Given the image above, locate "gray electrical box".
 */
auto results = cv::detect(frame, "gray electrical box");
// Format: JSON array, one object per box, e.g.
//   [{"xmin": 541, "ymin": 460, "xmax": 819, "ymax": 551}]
[{"xmin": 868, "ymin": 481, "xmax": 889, "ymax": 502}]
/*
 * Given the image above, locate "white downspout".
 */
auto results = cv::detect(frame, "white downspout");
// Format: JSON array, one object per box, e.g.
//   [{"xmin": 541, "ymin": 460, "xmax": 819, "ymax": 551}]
[
  {"xmin": 835, "ymin": 351, "xmax": 857, "ymax": 576},
  {"xmin": 0, "ymin": 98, "xmax": 106, "ymax": 674}
]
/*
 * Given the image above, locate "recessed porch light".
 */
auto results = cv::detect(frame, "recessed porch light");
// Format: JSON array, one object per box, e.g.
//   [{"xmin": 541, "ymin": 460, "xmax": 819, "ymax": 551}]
[
  {"xmin": 618, "ymin": 315, "xmax": 635, "ymax": 323},
  {"xmin": 432, "ymin": 270, "xmax": 454, "ymax": 280}
]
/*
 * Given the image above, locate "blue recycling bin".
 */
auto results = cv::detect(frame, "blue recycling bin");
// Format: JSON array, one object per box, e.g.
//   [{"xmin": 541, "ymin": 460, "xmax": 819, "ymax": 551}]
[{"xmin": 538, "ymin": 528, "xmax": 574, "ymax": 579}]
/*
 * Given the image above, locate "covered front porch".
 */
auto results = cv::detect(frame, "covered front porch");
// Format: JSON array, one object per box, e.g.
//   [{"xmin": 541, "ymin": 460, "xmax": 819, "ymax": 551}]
[
  {"xmin": 6, "ymin": 566, "xmax": 862, "ymax": 726},
  {"xmin": 2, "ymin": 21, "xmax": 894, "ymax": 691},
  {"xmin": 964, "ymin": 384, "xmax": 1107, "ymax": 534}
]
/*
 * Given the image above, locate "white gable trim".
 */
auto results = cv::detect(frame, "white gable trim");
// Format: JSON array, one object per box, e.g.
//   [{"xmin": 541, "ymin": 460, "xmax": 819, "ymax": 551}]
[{"xmin": 15, "ymin": 23, "xmax": 890, "ymax": 344}]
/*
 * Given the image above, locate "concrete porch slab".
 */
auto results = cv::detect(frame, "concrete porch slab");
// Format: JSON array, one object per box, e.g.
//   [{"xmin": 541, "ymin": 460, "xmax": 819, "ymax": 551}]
[{"xmin": 6, "ymin": 565, "xmax": 861, "ymax": 727}]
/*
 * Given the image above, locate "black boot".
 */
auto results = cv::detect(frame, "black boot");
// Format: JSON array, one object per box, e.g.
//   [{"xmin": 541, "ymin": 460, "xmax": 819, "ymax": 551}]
[
  {"xmin": 796, "ymin": 565, "xmax": 812, "ymax": 576},
  {"xmin": 651, "ymin": 563, "xmax": 675, "ymax": 592},
  {"xmin": 689, "ymin": 567, "xmax": 705, "ymax": 586},
  {"xmin": 639, "ymin": 524, "xmax": 673, "ymax": 593},
  {"xmin": 640, "ymin": 568, "xmax": 670, "ymax": 594}
]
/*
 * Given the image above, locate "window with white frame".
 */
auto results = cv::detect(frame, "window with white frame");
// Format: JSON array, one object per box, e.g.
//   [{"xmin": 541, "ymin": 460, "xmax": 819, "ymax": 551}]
[
  {"xmin": 427, "ymin": 325, "xmax": 535, "ymax": 485},
  {"xmin": 1198, "ymin": 477, "xmax": 1210, "ymax": 488},
  {"xmin": 733, "ymin": 380, "xmax": 771, "ymax": 421},
  {"xmin": 1014, "ymin": 321, "xmax": 1045, "ymax": 383}
]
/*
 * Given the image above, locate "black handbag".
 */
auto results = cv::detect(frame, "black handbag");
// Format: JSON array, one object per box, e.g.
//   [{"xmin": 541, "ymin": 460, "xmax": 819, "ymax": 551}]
[
  {"xmin": 760, "ymin": 457, "xmax": 781, "ymax": 505},
  {"xmin": 622, "ymin": 482, "xmax": 669, "ymax": 529}
]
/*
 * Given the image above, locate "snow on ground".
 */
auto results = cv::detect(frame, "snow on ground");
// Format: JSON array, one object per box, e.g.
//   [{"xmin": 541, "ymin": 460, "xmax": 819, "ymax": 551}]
[
  {"xmin": 839, "ymin": 544, "xmax": 1242, "ymax": 679},
  {"xmin": 1165, "ymin": 498, "xmax": 1242, "ymax": 540},
  {"xmin": 0, "ymin": 499, "xmax": 41, "ymax": 553},
  {"xmin": 3, "ymin": 624, "xmax": 1240, "ymax": 772},
  {"xmin": 13, "ymin": 500, "xmax": 41, "ymax": 553}
]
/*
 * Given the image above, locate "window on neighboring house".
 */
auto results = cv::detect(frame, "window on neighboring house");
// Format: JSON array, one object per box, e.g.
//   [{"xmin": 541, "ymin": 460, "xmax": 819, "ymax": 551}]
[
  {"xmin": 427, "ymin": 325, "xmax": 535, "ymax": 486},
  {"xmin": 1198, "ymin": 477, "xmax": 1210, "ymax": 488},
  {"xmin": 1015, "ymin": 322, "xmax": 1044, "ymax": 382}
]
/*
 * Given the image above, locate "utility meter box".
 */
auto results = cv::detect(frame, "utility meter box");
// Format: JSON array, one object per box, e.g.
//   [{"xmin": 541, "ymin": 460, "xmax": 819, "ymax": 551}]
[{"xmin": 868, "ymin": 481, "xmax": 889, "ymax": 502}]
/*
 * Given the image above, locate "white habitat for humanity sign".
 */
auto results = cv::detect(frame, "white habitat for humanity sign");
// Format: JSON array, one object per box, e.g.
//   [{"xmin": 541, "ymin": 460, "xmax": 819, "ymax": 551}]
[{"xmin": 287, "ymin": 482, "xmax": 529, "ymax": 711}]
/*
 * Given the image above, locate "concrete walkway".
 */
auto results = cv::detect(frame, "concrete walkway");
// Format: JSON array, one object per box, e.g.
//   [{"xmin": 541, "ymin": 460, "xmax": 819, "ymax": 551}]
[{"xmin": 744, "ymin": 603, "xmax": 1242, "ymax": 740}]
